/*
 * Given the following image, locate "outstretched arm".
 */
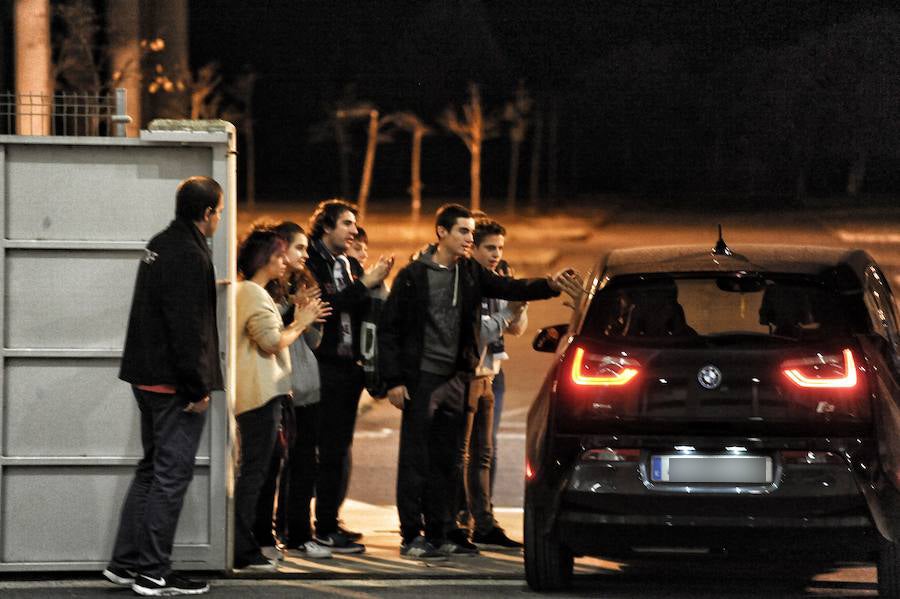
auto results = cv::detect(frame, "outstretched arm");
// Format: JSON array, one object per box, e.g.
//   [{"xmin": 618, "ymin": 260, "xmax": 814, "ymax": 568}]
[{"xmin": 477, "ymin": 259, "xmax": 564, "ymax": 302}]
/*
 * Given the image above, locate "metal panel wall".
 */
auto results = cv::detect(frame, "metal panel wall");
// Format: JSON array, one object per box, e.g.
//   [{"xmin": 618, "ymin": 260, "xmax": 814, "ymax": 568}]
[{"xmin": 0, "ymin": 132, "xmax": 236, "ymax": 571}]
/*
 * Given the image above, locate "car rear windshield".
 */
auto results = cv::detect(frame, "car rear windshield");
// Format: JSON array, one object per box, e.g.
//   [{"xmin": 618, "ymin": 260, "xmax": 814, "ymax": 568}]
[{"xmin": 582, "ymin": 273, "xmax": 868, "ymax": 342}]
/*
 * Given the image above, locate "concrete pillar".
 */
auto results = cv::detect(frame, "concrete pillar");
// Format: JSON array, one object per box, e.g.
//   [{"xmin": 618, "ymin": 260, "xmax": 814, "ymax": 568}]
[
  {"xmin": 14, "ymin": 0, "xmax": 52, "ymax": 135},
  {"xmin": 107, "ymin": 0, "xmax": 141, "ymax": 135}
]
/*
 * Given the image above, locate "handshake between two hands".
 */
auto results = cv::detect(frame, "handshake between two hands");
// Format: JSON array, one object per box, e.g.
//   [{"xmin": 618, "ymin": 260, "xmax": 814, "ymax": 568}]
[{"xmin": 549, "ymin": 267, "xmax": 585, "ymax": 308}]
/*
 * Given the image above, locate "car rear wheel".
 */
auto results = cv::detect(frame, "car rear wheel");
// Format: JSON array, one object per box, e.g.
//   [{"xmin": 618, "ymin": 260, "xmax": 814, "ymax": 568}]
[
  {"xmin": 524, "ymin": 501, "xmax": 574, "ymax": 591},
  {"xmin": 879, "ymin": 536, "xmax": 900, "ymax": 598}
]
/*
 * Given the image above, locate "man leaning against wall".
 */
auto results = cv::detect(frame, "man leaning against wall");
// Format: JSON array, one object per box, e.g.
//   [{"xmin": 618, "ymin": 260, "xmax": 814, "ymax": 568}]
[{"xmin": 103, "ymin": 176, "xmax": 225, "ymax": 597}]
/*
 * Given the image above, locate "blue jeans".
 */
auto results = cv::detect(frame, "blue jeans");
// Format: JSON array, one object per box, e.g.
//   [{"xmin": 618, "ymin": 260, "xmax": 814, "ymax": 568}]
[
  {"xmin": 490, "ymin": 369, "xmax": 505, "ymax": 495},
  {"xmin": 109, "ymin": 387, "xmax": 207, "ymax": 578}
]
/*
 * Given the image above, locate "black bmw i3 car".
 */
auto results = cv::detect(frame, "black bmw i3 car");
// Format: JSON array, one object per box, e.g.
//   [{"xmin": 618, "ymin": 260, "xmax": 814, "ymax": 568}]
[{"xmin": 524, "ymin": 240, "xmax": 900, "ymax": 595}]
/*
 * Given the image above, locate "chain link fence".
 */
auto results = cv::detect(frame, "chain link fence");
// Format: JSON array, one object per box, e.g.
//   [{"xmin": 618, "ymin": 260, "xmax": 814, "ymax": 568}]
[{"xmin": 0, "ymin": 88, "xmax": 131, "ymax": 136}]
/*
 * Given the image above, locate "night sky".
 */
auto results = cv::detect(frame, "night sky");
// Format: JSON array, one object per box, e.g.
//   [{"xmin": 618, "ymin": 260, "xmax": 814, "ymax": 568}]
[{"xmin": 13, "ymin": 1, "xmax": 900, "ymax": 204}]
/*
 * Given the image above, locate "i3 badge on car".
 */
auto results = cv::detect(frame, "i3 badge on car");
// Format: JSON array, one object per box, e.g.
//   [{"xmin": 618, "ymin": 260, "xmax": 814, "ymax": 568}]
[{"xmin": 698, "ymin": 365, "xmax": 723, "ymax": 390}]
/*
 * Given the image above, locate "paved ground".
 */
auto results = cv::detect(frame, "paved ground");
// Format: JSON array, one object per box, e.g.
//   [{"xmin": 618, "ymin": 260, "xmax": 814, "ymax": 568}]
[{"xmin": 4, "ymin": 200, "xmax": 898, "ymax": 596}]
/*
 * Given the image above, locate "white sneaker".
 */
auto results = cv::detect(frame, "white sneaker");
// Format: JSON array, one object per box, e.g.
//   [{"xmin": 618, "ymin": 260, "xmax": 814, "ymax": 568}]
[
  {"xmin": 287, "ymin": 541, "xmax": 333, "ymax": 559},
  {"xmin": 260, "ymin": 546, "xmax": 283, "ymax": 562}
]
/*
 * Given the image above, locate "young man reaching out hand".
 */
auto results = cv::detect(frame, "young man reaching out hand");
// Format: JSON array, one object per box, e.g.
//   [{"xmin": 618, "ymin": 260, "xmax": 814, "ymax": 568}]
[{"xmin": 378, "ymin": 203, "xmax": 581, "ymax": 559}]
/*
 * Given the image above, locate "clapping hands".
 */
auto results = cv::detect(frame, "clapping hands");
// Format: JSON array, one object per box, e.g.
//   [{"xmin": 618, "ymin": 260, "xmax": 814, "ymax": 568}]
[
  {"xmin": 294, "ymin": 297, "xmax": 332, "ymax": 330},
  {"xmin": 361, "ymin": 255, "xmax": 395, "ymax": 288},
  {"xmin": 289, "ymin": 285, "xmax": 321, "ymax": 308}
]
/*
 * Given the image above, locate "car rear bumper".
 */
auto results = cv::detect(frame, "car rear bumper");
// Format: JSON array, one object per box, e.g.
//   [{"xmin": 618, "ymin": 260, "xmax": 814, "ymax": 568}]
[
  {"xmin": 555, "ymin": 515, "xmax": 878, "ymax": 559},
  {"xmin": 531, "ymin": 435, "xmax": 886, "ymax": 558}
]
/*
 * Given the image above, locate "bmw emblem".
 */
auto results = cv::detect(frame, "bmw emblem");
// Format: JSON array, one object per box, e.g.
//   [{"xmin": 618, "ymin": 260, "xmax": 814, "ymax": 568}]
[{"xmin": 697, "ymin": 365, "xmax": 723, "ymax": 390}]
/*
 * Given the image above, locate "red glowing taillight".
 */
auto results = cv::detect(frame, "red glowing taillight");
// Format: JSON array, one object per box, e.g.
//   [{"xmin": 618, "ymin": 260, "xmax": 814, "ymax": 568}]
[
  {"xmin": 570, "ymin": 347, "xmax": 640, "ymax": 386},
  {"xmin": 782, "ymin": 349, "xmax": 859, "ymax": 389},
  {"xmin": 525, "ymin": 460, "xmax": 535, "ymax": 480}
]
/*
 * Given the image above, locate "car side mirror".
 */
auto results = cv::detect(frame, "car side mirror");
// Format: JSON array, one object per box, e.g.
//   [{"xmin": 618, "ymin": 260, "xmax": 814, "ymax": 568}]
[{"xmin": 533, "ymin": 324, "xmax": 568, "ymax": 353}]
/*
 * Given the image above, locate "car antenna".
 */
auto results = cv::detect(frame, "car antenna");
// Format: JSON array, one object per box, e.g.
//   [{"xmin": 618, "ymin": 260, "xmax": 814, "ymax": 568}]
[{"xmin": 713, "ymin": 224, "xmax": 733, "ymax": 256}]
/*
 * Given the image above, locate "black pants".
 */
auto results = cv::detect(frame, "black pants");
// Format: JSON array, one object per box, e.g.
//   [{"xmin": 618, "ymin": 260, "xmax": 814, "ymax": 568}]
[
  {"xmin": 253, "ymin": 398, "xmax": 296, "ymax": 548},
  {"xmin": 253, "ymin": 445, "xmax": 286, "ymax": 548},
  {"xmin": 255, "ymin": 401, "xmax": 339, "ymax": 547},
  {"xmin": 234, "ymin": 397, "xmax": 282, "ymax": 566},
  {"xmin": 315, "ymin": 359, "xmax": 364, "ymax": 535},
  {"xmin": 397, "ymin": 372, "xmax": 467, "ymax": 544},
  {"xmin": 109, "ymin": 388, "xmax": 207, "ymax": 578},
  {"xmin": 284, "ymin": 402, "xmax": 321, "ymax": 546}
]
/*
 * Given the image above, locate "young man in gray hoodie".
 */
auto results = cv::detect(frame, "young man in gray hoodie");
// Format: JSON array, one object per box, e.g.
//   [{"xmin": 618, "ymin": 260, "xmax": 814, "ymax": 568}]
[{"xmin": 378, "ymin": 204, "xmax": 581, "ymax": 558}]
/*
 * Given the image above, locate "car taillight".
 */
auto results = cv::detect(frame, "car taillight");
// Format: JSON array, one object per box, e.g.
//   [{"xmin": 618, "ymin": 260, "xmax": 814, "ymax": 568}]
[
  {"xmin": 570, "ymin": 347, "xmax": 640, "ymax": 386},
  {"xmin": 781, "ymin": 349, "xmax": 858, "ymax": 389}
]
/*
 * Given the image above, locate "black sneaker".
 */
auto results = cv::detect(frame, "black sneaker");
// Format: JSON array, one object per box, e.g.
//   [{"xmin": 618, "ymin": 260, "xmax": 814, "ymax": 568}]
[
  {"xmin": 336, "ymin": 522, "xmax": 363, "ymax": 542},
  {"xmin": 132, "ymin": 573, "xmax": 209, "ymax": 596},
  {"xmin": 472, "ymin": 526, "xmax": 523, "ymax": 549},
  {"xmin": 314, "ymin": 531, "xmax": 365, "ymax": 554},
  {"xmin": 438, "ymin": 539, "xmax": 479, "ymax": 557},
  {"xmin": 400, "ymin": 536, "xmax": 444, "ymax": 560},
  {"xmin": 447, "ymin": 527, "xmax": 476, "ymax": 550},
  {"xmin": 102, "ymin": 565, "xmax": 136, "ymax": 586}
]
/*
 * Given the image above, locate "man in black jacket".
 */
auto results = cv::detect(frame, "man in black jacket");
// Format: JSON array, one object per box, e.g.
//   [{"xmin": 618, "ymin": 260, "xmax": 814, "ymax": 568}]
[
  {"xmin": 305, "ymin": 199, "xmax": 393, "ymax": 553},
  {"xmin": 104, "ymin": 177, "xmax": 224, "ymax": 596},
  {"xmin": 378, "ymin": 203, "xmax": 580, "ymax": 559}
]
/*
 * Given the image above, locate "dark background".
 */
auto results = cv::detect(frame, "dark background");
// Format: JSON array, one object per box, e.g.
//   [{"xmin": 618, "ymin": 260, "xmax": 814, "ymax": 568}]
[{"xmin": 4, "ymin": 1, "xmax": 900, "ymax": 206}]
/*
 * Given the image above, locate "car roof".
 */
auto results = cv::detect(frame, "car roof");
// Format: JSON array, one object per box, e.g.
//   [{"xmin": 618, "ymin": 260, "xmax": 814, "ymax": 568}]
[{"xmin": 602, "ymin": 244, "xmax": 872, "ymax": 277}]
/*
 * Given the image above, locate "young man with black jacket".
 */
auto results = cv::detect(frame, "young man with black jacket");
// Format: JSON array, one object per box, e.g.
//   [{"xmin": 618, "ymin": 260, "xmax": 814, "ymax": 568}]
[
  {"xmin": 378, "ymin": 203, "xmax": 581, "ymax": 559},
  {"xmin": 305, "ymin": 199, "xmax": 393, "ymax": 553},
  {"xmin": 104, "ymin": 177, "xmax": 224, "ymax": 596}
]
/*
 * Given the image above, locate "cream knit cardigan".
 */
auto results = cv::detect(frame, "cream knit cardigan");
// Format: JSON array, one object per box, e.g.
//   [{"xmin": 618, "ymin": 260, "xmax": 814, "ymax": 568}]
[{"xmin": 235, "ymin": 280, "xmax": 292, "ymax": 415}]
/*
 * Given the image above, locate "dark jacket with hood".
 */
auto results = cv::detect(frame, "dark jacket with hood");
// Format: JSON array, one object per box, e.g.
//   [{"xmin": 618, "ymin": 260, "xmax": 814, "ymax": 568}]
[
  {"xmin": 119, "ymin": 218, "xmax": 224, "ymax": 399},
  {"xmin": 378, "ymin": 247, "xmax": 559, "ymax": 390},
  {"xmin": 306, "ymin": 237, "xmax": 368, "ymax": 362}
]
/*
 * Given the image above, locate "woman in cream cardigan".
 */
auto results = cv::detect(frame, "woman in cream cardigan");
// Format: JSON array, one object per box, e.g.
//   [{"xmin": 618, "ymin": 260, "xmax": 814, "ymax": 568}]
[{"xmin": 233, "ymin": 229, "xmax": 330, "ymax": 571}]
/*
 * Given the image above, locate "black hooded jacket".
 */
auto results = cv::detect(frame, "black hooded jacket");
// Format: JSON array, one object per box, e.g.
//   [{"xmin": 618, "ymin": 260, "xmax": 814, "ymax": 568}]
[
  {"xmin": 119, "ymin": 218, "xmax": 223, "ymax": 399},
  {"xmin": 305, "ymin": 237, "xmax": 368, "ymax": 362},
  {"xmin": 377, "ymin": 248, "xmax": 559, "ymax": 390}
]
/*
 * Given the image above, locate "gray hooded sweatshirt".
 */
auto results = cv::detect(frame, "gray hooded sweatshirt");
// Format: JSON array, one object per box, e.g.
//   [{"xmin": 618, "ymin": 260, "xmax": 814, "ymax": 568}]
[{"xmin": 418, "ymin": 248, "xmax": 462, "ymax": 376}]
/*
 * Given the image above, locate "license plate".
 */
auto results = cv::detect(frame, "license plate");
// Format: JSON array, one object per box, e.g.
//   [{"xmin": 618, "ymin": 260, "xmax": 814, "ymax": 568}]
[{"xmin": 650, "ymin": 455, "xmax": 773, "ymax": 483}]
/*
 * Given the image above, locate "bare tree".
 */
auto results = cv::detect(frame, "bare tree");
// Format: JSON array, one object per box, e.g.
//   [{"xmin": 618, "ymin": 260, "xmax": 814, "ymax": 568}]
[
  {"xmin": 308, "ymin": 85, "xmax": 371, "ymax": 200},
  {"xmin": 53, "ymin": 0, "xmax": 102, "ymax": 94},
  {"xmin": 220, "ymin": 66, "xmax": 257, "ymax": 206},
  {"xmin": 144, "ymin": 0, "xmax": 189, "ymax": 119},
  {"xmin": 528, "ymin": 104, "xmax": 544, "ymax": 212},
  {"xmin": 547, "ymin": 97, "xmax": 560, "ymax": 206},
  {"xmin": 503, "ymin": 80, "xmax": 532, "ymax": 214},
  {"xmin": 441, "ymin": 83, "xmax": 497, "ymax": 212},
  {"xmin": 53, "ymin": 0, "xmax": 117, "ymax": 135},
  {"xmin": 335, "ymin": 103, "xmax": 383, "ymax": 221},
  {"xmin": 358, "ymin": 107, "xmax": 380, "ymax": 218},
  {"xmin": 185, "ymin": 62, "xmax": 222, "ymax": 120},
  {"xmin": 383, "ymin": 111, "xmax": 432, "ymax": 223}
]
